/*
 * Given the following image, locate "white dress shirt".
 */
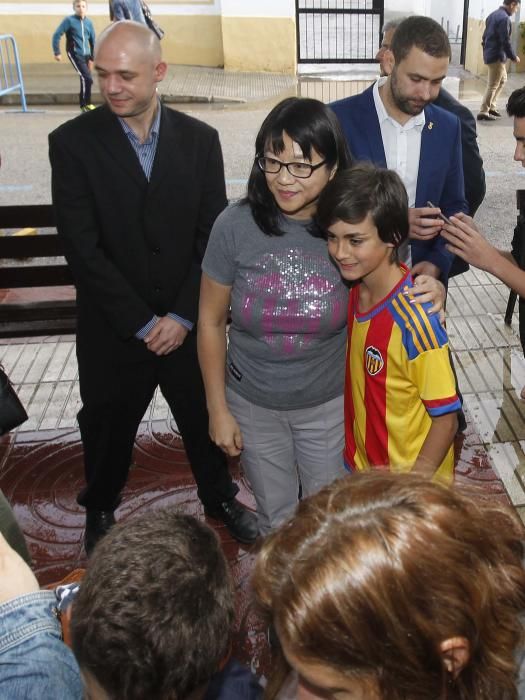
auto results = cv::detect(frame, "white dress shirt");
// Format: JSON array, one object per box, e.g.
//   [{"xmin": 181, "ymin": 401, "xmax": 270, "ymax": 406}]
[{"xmin": 373, "ymin": 77, "xmax": 426, "ymax": 265}]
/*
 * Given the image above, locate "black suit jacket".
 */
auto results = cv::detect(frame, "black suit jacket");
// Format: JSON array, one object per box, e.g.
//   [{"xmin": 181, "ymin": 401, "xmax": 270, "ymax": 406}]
[
  {"xmin": 434, "ymin": 88, "xmax": 486, "ymax": 217},
  {"xmin": 49, "ymin": 104, "xmax": 227, "ymax": 353}
]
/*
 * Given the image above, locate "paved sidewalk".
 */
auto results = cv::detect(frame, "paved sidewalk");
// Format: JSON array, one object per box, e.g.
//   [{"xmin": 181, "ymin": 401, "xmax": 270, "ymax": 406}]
[{"xmin": 1, "ymin": 62, "xmax": 298, "ymax": 106}]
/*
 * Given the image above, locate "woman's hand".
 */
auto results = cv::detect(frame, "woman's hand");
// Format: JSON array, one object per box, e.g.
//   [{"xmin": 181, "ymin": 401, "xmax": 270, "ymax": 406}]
[
  {"xmin": 405, "ymin": 274, "xmax": 446, "ymax": 322},
  {"xmin": 209, "ymin": 408, "xmax": 243, "ymax": 457}
]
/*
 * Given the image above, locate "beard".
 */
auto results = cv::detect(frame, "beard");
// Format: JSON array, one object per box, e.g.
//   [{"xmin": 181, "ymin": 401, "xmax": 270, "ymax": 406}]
[{"xmin": 390, "ymin": 69, "xmax": 430, "ymax": 116}]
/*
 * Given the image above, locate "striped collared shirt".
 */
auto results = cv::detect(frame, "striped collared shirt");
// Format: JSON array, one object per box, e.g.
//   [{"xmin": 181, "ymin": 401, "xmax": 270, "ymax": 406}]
[{"xmin": 118, "ymin": 101, "xmax": 161, "ymax": 181}]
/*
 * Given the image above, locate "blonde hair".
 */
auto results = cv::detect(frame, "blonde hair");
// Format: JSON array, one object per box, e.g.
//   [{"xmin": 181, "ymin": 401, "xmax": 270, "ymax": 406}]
[{"xmin": 253, "ymin": 472, "xmax": 525, "ymax": 699}]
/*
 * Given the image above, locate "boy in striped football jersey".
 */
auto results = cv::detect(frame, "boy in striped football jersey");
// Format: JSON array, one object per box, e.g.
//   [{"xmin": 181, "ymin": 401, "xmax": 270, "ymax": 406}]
[{"xmin": 317, "ymin": 163, "xmax": 460, "ymax": 482}]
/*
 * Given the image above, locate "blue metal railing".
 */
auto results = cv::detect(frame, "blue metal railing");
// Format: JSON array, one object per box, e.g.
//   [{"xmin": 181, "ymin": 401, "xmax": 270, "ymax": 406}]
[{"xmin": 0, "ymin": 34, "xmax": 28, "ymax": 112}]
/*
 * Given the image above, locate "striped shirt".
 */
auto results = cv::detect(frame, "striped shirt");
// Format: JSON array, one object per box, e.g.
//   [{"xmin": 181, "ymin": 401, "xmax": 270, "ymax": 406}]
[
  {"xmin": 344, "ymin": 265, "xmax": 460, "ymax": 482},
  {"xmin": 118, "ymin": 105, "xmax": 193, "ymax": 337}
]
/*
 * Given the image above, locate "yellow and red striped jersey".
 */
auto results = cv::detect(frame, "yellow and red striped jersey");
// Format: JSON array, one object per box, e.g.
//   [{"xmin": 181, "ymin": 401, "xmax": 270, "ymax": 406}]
[{"xmin": 344, "ymin": 265, "xmax": 460, "ymax": 482}]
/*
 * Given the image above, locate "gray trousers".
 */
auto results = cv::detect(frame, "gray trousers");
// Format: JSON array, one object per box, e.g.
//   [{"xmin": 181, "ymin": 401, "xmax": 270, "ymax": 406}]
[{"xmin": 226, "ymin": 388, "xmax": 346, "ymax": 533}]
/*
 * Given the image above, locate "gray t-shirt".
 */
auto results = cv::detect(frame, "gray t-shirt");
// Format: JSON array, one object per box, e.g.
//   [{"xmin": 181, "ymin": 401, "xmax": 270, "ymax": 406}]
[{"xmin": 202, "ymin": 202, "xmax": 348, "ymax": 410}]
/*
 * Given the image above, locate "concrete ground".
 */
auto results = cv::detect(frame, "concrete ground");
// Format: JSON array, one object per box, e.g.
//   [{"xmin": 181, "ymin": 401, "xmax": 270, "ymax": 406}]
[{"xmin": 2, "ymin": 60, "xmax": 525, "ymax": 530}]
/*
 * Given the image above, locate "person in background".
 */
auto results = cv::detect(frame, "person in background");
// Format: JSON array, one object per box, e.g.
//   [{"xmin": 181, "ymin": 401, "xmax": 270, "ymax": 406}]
[
  {"xmin": 253, "ymin": 471, "xmax": 525, "ymax": 699},
  {"xmin": 478, "ymin": 0, "xmax": 521, "ymax": 122},
  {"xmin": 377, "ymin": 17, "xmax": 486, "ymax": 225},
  {"xmin": 52, "ymin": 0, "xmax": 96, "ymax": 112},
  {"xmin": 317, "ymin": 164, "xmax": 459, "ymax": 482},
  {"xmin": 198, "ymin": 97, "xmax": 447, "ymax": 535},
  {"xmin": 442, "ymin": 86, "xmax": 525, "ymax": 400},
  {"xmin": 331, "ymin": 16, "xmax": 468, "ymax": 285},
  {"xmin": 109, "ymin": 0, "xmax": 145, "ymax": 24},
  {"xmin": 49, "ymin": 21, "xmax": 257, "ymax": 554}
]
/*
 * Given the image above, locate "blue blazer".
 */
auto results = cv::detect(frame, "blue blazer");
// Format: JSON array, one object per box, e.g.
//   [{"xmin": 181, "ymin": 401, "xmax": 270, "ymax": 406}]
[{"xmin": 331, "ymin": 85, "xmax": 468, "ymax": 280}]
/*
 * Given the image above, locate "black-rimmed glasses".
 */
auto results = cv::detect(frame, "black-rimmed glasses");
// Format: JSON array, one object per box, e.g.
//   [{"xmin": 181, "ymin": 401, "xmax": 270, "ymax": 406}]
[{"xmin": 256, "ymin": 156, "xmax": 327, "ymax": 179}]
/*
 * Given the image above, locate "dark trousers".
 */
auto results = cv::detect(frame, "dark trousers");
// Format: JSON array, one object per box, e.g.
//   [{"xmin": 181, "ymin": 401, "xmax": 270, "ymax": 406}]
[
  {"xmin": 66, "ymin": 51, "xmax": 93, "ymax": 108},
  {"xmin": 75, "ymin": 331, "xmax": 237, "ymax": 512}
]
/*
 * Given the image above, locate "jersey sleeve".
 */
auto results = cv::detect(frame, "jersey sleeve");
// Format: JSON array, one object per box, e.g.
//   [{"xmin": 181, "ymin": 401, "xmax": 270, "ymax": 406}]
[{"xmin": 399, "ymin": 301, "xmax": 461, "ymax": 416}]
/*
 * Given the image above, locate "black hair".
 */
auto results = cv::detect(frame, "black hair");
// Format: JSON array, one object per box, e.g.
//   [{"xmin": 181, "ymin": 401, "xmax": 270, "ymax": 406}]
[
  {"xmin": 316, "ymin": 162, "xmax": 409, "ymax": 260},
  {"xmin": 507, "ymin": 87, "xmax": 525, "ymax": 118},
  {"xmin": 391, "ymin": 16, "xmax": 451, "ymax": 63},
  {"xmin": 245, "ymin": 97, "xmax": 352, "ymax": 236}
]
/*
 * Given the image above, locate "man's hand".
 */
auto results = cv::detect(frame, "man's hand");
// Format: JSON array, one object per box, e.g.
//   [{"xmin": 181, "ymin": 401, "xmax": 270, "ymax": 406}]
[
  {"xmin": 441, "ymin": 212, "xmax": 496, "ymax": 272},
  {"xmin": 0, "ymin": 532, "xmax": 39, "ymax": 605},
  {"xmin": 87, "ymin": 59, "xmax": 94, "ymax": 71},
  {"xmin": 144, "ymin": 316, "xmax": 189, "ymax": 356},
  {"xmin": 408, "ymin": 206, "xmax": 444, "ymax": 240},
  {"xmin": 54, "ymin": 54, "xmax": 62, "ymax": 62},
  {"xmin": 209, "ymin": 409, "xmax": 243, "ymax": 457},
  {"xmin": 410, "ymin": 260, "xmax": 441, "ymax": 279}
]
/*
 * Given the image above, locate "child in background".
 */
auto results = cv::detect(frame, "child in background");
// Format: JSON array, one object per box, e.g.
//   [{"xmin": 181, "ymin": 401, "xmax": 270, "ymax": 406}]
[
  {"xmin": 317, "ymin": 163, "xmax": 459, "ymax": 482},
  {"xmin": 52, "ymin": 0, "xmax": 95, "ymax": 112}
]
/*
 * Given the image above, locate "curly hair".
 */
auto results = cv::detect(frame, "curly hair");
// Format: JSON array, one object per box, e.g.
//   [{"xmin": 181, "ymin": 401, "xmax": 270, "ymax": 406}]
[
  {"xmin": 253, "ymin": 472, "xmax": 525, "ymax": 700},
  {"xmin": 71, "ymin": 510, "xmax": 234, "ymax": 700}
]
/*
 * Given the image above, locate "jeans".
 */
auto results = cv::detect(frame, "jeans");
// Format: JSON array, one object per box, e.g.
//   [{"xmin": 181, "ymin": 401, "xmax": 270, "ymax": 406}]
[{"xmin": 0, "ymin": 590, "xmax": 82, "ymax": 699}]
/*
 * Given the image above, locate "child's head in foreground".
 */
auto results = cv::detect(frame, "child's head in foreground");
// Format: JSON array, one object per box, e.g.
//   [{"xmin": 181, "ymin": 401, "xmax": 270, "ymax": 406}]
[
  {"xmin": 70, "ymin": 509, "xmax": 234, "ymax": 700},
  {"xmin": 316, "ymin": 163, "xmax": 409, "ymax": 282},
  {"xmin": 253, "ymin": 471, "xmax": 525, "ymax": 700}
]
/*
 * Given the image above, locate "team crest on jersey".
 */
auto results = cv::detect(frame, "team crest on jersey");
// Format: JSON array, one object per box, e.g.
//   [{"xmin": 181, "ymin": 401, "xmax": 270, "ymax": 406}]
[{"xmin": 365, "ymin": 346, "xmax": 384, "ymax": 376}]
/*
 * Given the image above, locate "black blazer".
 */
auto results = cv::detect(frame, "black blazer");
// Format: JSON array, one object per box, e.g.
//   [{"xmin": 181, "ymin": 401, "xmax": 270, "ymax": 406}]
[
  {"xmin": 434, "ymin": 88, "xmax": 486, "ymax": 217},
  {"xmin": 49, "ymin": 104, "xmax": 227, "ymax": 347}
]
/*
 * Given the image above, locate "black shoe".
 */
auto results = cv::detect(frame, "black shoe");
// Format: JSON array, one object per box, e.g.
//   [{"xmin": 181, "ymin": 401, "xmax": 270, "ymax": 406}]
[
  {"xmin": 84, "ymin": 509, "xmax": 116, "ymax": 555},
  {"xmin": 205, "ymin": 499, "xmax": 259, "ymax": 544},
  {"xmin": 477, "ymin": 113, "xmax": 496, "ymax": 121},
  {"xmin": 488, "ymin": 109, "xmax": 501, "ymax": 117}
]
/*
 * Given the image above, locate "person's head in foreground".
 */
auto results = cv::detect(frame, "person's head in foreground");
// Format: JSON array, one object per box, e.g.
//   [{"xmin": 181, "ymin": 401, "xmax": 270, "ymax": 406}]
[
  {"xmin": 316, "ymin": 162, "xmax": 409, "ymax": 282},
  {"xmin": 247, "ymin": 96, "xmax": 351, "ymax": 235},
  {"xmin": 70, "ymin": 509, "xmax": 234, "ymax": 700},
  {"xmin": 253, "ymin": 472, "xmax": 525, "ymax": 700},
  {"xmin": 508, "ymin": 86, "xmax": 525, "ymax": 167}
]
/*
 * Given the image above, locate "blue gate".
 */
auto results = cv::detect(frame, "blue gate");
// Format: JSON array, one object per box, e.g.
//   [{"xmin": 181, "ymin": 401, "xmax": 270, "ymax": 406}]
[{"xmin": 0, "ymin": 35, "xmax": 28, "ymax": 111}]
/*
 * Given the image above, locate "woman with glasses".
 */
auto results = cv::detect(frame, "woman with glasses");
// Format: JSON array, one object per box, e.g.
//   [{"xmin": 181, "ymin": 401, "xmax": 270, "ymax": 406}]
[{"xmin": 198, "ymin": 97, "xmax": 442, "ymax": 534}]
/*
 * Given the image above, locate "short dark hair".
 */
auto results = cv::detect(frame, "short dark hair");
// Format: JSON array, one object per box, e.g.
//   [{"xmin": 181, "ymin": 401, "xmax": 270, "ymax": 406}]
[
  {"xmin": 503, "ymin": 0, "xmax": 520, "ymax": 6},
  {"xmin": 71, "ymin": 510, "xmax": 234, "ymax": 700},
  {"xmin": 391, "ymin": 16, "xmax": 451, "ymax": 63},
  {"xmin": 246, "ymin": 97, "xmax": 352, "ymax": 236},
  {"xmin": 316, "ymin": 163, "xmax": 408, "ymax": 260},
  {"xmin": 507, "ymin": 87, "xmax": 525, "ymax": 118}
]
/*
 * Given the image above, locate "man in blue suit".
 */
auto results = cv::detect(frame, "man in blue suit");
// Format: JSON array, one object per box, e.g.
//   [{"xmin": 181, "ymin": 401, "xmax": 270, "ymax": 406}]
[{"xmin": 331, "ymin": 16, "xmax": 468, "ymax": 283}]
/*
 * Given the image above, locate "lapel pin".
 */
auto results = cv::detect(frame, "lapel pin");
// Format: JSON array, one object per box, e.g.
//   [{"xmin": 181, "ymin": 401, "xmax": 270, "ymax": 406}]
[{"xmin": 428, "ymin": 122, "xmax": 434, "ymax": 130}]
